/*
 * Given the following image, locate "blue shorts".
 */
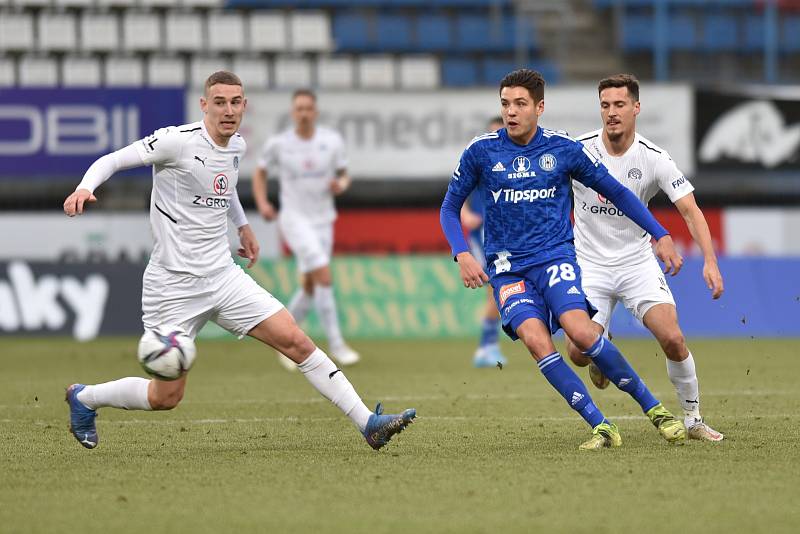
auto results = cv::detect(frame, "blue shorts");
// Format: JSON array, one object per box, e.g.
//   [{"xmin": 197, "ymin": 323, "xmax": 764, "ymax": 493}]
[{"xmin": 488, "ymin": 253, "xmax": 597, "ymax": 340}]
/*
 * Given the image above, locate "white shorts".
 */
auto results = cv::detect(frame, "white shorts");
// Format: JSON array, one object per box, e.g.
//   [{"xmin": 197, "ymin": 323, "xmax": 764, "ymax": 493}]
[
  {"xmin": 278, "ymin": 212, "xmax": 333, "ymax": 274},
  {"xmin": 141, "ymin": 262, "xmax": 284, "ymax": 339},
  {"xmin": 578, "ymin": 255, "xmax": 676, "ymax": 332}
]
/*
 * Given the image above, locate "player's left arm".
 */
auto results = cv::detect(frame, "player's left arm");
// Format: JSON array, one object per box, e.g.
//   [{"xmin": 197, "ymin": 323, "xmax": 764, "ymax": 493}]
[
  {"xmin": 330, "ymin": 132, "xmax": 351, "ymax": 195},
  {"xmin": 673, "ymin": 194, "xmax": 723, "ymax": 298},
  {"xmin": 229, "ymin": 188, "xmax": 259, "ymax": 268}
]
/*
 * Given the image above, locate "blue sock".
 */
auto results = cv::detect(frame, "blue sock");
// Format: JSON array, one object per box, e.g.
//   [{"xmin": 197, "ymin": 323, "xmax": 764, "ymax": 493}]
[
  {"xmin": 584, "ymin": 337, "xmax": 659, "ymax": 413},
  {"xmin": 479, "ymin": 318, "xmax": 500, "ymax": 347},
  {"xmin": 538, "ymin": 352, "xmax": 606, "ymax": 428}
]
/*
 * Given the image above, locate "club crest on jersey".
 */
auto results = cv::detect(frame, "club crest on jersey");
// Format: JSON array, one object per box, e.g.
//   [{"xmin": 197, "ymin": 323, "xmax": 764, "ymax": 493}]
[
  {"xmin": 538, "ymin": 153, "xmax": 557, "ymax": 171},
  {"xmin": 499, "ymin": 280, "xmax": 525, "ymax": 306},
  {"xmin": 213, "ymin": 174, "xmax": 228, "ymax": 195},
  {"xmin": 233, "ymin": 156, "xmax": 239, "ymax": 170},
  {"xmin": 508, "ymin": 156, "xmax": 536, "ymax": 179},
  {"xmin": 627, "ymin": 168, "xmax": 642, "ymax": 180}
]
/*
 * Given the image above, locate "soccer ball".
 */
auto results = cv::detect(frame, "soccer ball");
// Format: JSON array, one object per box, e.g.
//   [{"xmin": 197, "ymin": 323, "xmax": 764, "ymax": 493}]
[{"xmin": 137, "ymin": 327, "xmax": 196, "ymax": 381}]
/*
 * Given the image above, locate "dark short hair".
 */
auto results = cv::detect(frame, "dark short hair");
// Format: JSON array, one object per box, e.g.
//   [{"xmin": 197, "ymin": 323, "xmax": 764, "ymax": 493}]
[
  {"xmin": 204, "ymin": 71, "xmax": 243, "ymax": 95},
  {"xmin": 598, "ymin": 74, "xmax": 640, "ymax": 102},
  {"xmin": 499, "ymin": 69, "xmax": 545, "ymax": 102},
  {"xmin": 292, "ymin": 89, "xmax": 317, "ymax": 102}
]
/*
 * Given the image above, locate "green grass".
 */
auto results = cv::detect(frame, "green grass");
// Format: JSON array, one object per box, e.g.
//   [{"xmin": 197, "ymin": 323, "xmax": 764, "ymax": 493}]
[{"xmin": 1, "ymin": 337, "xmax": 799, "ymax": 533}]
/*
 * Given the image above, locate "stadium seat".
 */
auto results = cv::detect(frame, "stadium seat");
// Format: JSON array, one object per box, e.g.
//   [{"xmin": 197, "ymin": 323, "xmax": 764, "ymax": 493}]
[
  {"xmin": 668, "ymin": 14, "xmax": 698, "ymax": 50},
  {"xmin": 62, "ymin": 56, "xmax": 102, "ymax": 87},
  {"xmin": 375, "ymin": 14, "xmax": 413, "ymax": 52},
  {"xmin": 782, "ymin": 16, "xmax": 800, "ymax": 51},
  {"xmin": 146, "ymin": 56, "xmax": 186, "ymax": 87},
  {"xmin": 104, "ymin": 55, "xmax": 145, "ymax": 87},
  {"xmin": 482, "ymin": 58, "xmax": 520, "ymax": 85},
  {"xmin": 55, "ymin": 0, "xmax": 96, "ymax": 9},
  {"xmin": 622, "ymin": 14, "xmax": 653, "ymax": 51},
  {"xmin": 358, "ymin": 55, "xmax": 396, "ymax": 88},
  {"xmin": 416, "ymin": 14, "xmax": 454, "ymax": 52},
  {"xmin": 232, "ymin": 56, "xmax": 271, "ymax": 89},
  {"xmin": 190, "ymin": 56, "xmax": 231, "ymax": 87},
  {"xmin": 164, "ymin": 12, "xmax": 205, "ymax": 53},
  {"xmin": 274, "ymin": 56, "xmax": 312, "ymax": 88},
  {"xmin": 18, "ymin": 56, "xmax": 58, "ymax": 87},
  {"xmin": 332, "ymin": 12, "xmax": 370, "ymax": 52},
  {"xmin": 80, "ymin": 13, "xmax": 119, "ymax": 53},
  {"xmin": 180, "ymin": 0, "xmax": 223, "ymax": 8},
  {"xmin": 248, "ymin": 12, "xmax": 288, "ymax": 52},
  {"xmin": 96, "ymin": 0, "xmax": 140, "ymax": 8},
  {"xmin": 455, "ymin": 14, "xmax": 515, "ymax": 53},
  {"xmin": 0, "ymin": 13, "xmax": 34, "ymax": 53},
  {"xmin": 317, "ymin": 55, "xmax": 356, "ymax": 89},
  {"xmin": 289, "ymin": 11, "xmax": 332, "ymax": 52},
  {"xmin": 207, "ymin": 12, "xmax": 245, "ymax": 53},
  {"xmin": 0, "ymin": 57, "xmax": 15, "ymax": 87},
  {"xmin": 743, "ymin": 15, "xmax": 765, "ymax": 53},
  {"xmin": 12, "ymin": 0, "xmax": 51, "ymax": 8},
  {"xmin": 703, "ymin": 14, "xmax": 738, "ymax": 51},
  {"xmin": 398, "ymin": 55, "xmax": 440, "ymax": 88},
  {"xmin": 441, "ymin": 57, "xmax": 478, "ymax": 86},
  {"xmin": 38, "ymin": 13, "xmax": 78, "ymax": 52},
  {"xmin": 140, "ymin": 0, "xmax": 180, "ymax": 9},
  {"xmin": 122, "ymin": 13, "xmax": 162, "ymax": 52}
]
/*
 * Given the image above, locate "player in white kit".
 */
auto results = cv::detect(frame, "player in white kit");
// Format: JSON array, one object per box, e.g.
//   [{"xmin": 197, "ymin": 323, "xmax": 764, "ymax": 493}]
[
  {"xmin": 567, "ymin": 74, "xmax": 724, "ymax": 441},
  {"xmin": 63, "ymin": 72, "xmax": 415, "ymax": 451},
  {"xmin": 252, "ymin": 89, "xmax": 359, "ymax": 370}
]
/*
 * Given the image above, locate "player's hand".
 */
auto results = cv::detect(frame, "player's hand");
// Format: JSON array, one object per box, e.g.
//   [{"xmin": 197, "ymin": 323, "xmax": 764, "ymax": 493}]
[
  {"xmin": 654, "ymin": 235, "xmax": 683, "ymax": 276},
  {"xmin": 63, "ymin": 188, "xmax": 97, "ymax": 217},
  {"xmin": 456, "ymin": 252, "xmax": 489, "ymax": 289},
  {"xmin": 237, "ymin": 224, "xmax": 260, "ymax": 268},
  {"xmin": 703, "ymin": 260, "xmax": 724, "ymax": 299},
  {"xmin": 258, "ymin": 201, "xmax": 277, "ymax": 221},
  {"xmin": 460, "ymin": 210, "xmax": 483, "ymax": 231},
  {"xmin": 330, "ymin": 176, "xmax": 351, "ymax": 195}
]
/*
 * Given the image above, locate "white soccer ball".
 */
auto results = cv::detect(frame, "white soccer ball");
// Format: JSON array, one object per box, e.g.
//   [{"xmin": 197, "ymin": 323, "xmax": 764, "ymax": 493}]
[{"xmin": 137, "ymin": 327, "xmax": 196, "ymax": 381}]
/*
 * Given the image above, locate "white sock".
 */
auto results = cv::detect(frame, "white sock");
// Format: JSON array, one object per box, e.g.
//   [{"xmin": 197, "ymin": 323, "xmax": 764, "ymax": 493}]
[
  {"xmin": 287, "ymin": 289, "xmax": 312, "ymax": 324},
  {"xmin": 666, "ymin": 352, "xmax": 701, "ymax": 424},
  {"xmin": 313, "ymin": 285, "xmax": 345, "ymax": 349},
  {"xmin": 76, "ymin": 377, "xmax": 152, "ymax": 411},
  {"xmin": 298, "ymin": 348, "xmax": 371, "ymax": 431}
]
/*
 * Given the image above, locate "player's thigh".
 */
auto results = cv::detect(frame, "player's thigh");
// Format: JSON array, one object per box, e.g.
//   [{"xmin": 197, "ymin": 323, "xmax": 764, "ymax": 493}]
[
  {"xmin": 576, "ymin": 258, "xmax": 616, "ymax": 334},
  {"xmin": 141, "ymin": 263, "xmax": 214, "ymax": 339},
  {"xmin": 278, "ymin": 214, "xmax": 329, "ymax": 273},
  {"xmin": 211, "ymin": 264, "xmax": 285, "ymax": 339},
  {"xmin": 617, "ymin": 257, "xmax": 676, "ymax": 324},
  {"xmin": 247, "ymin": 308, "xmax": 315, "ymax": 362},
  {"xmin": 642, "ymin": 303, "xmax": 687, "ymax": 356},
  {"xmin": 514, "ymin": 317, "xmax": 557, "ymax": 360},
  {"xmin": 490, "ymin": 271, "xmax": 554, "ymax": 342}
]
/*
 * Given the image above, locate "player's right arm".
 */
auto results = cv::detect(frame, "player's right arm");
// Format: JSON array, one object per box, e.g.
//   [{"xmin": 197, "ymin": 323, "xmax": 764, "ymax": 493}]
[
  {"xmin": 64, "ymin": 127, "xmax": 182, "ymax": 216},
  {"xmin": 252, "ymin": 138, "xmax": 277, "ymax": 221},
  {"xmin": 440, "ymin": 144, "xmax": 488, "ymax": 289}
]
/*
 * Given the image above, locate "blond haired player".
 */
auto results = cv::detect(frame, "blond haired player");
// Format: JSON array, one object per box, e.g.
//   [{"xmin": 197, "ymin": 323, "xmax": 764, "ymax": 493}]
[
  {"xmin": 567, "ymin": 74, "xmax": 724, "ymax": 441},
  {"xmin": 63, "ymin": 72, "xmax": 415, "ymax": 451}
]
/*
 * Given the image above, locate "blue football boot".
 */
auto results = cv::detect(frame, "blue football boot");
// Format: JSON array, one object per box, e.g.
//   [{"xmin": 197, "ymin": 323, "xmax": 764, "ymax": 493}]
[
  {"xmin": 66, "ymin": 384, "xmax": 98, "ymax": 449},
  {"xmin": 362, "ymin": 403, "xmax": 416, "ymax": 450}
]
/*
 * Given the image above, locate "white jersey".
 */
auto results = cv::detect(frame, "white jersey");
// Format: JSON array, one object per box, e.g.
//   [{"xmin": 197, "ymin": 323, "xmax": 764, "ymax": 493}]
[
  {"xmin": 134, "ymin": 121, "xmax": 246, "ymax": 276},
  {"xmin": 573, "ymin": 129, "xmax": 694, "ymax": 266},
  {"xmin": 257, "ymin": 125, "xmax": 347, "ymax": 224}
]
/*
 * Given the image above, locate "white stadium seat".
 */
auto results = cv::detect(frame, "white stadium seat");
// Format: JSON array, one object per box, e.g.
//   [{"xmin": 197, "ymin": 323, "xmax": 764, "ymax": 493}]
[
  {"xmin": 62, "ymin": 56, "xmax": 102, "ymax": 87},
  {"xmin": 181, "ymin": 0, "xmax": 222, "ymax": 8},
  {"xmin": 122, "ymin": 12, "xmax": 162, "ymax": 52},
  {"xmin": 232, "ymin": 57, "xmax": 270, "ymax": 89},
  {"xmin": 12, "ymin": 0, "xmax": 51, "ymax": 8},
  {"xmin": 19, "ymin": 56, "xmax": 58, "ymax": 87},
  {"xmin": 0, "ymin": 13, "xmax": 34, "ymax": 53},
  {"xmin": 164, "ymin": 12, "xmax": 204, "ymax": 53},
  {"xmin": 96, "ymin": 0, "xmax": 139, "ymax": 8},
  {"xmin": 317, "ymin": 56, "xmax": 355, "ymax": 89},
  {"xmin": 146, "ymin": 56, "xmax": 185, "ymax": 87},
  {"xmin": 399, "ymin": 55, "xmax": 440, "ymax": 89},
  {"xmin": 274, "ymin": 56, "xmax": 311, "ymax": 89},
  {"xmin": 80, "ymin": 13, "xmax": 119, "ymax": 53},
  {"xmin": 189, "ymin": 56, "xmax": 230, "ymax": 87},
  {"xmin": 248, "ymin": 11, "xmax": 287, "ymax": 52},
  {"xmin": 0, "ymin": 57, "xmax": 16, "ymax": 87},
  {"xmin": 38, "ymin": 13, "xmax": 78, "ymax": 52},
  {"xmin": 289, "ymin": 11, "xmax": 332, "ymax": 52},
  {"xmin": 207, "ymin": 11, "xmax": 245, "ymax": 53},
  {"xmin": 139, "ymin": 0, "xmax": 178, "ymax": 9},
  {"xmin": 358, "ymin": 55, "xmax": 396, "ymax": 89},
  {"xmin": 54, "ymin": 0, "xmax": 95, "ymax": 9},
  {"xmin": 104, "ymin": 55, "xmax": 144, "ymax": 86}
]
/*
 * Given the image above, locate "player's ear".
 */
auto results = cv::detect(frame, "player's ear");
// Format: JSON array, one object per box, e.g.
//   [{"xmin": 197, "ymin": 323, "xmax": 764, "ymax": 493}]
[
  {"xmin": 536, "ymin": 99, "xmax": 545, "ymax": 116},
  {"xmin": 633, "ymin": 100, "xmax": 640, "ymax": 116},
  {"xmin": 200, "ymin": 96, "xmax": 208, "ymax": 114},
  {"xmin": 242, "ymin": 97, "xmax": 248, "ymax": 111}
]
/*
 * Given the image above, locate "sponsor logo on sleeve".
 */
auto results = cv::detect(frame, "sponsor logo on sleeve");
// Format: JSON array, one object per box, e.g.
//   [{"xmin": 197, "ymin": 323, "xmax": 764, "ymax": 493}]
[{"xmin": 671, "ymin": 175, "xmax": 687, "ymax": 189}]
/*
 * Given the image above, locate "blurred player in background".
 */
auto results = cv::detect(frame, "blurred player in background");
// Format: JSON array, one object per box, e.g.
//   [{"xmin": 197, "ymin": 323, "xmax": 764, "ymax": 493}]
[
  {"xmin": 567, "ymin": 74, "xmax": 724, "ymax": 441},
  {"xmin": 441, "ymin": 69, "xmax": 686, "ymax": 449},
  {"xmin": 461, "ymin": 117, "xmax": 508, "ymax": 368},
  {"xmin": 252, "ymin": 89, "xmax": 359, "ymax": 370},
  {"xmin": 63, "ymin": 72, "xmax": 415, "ymax": 452}
]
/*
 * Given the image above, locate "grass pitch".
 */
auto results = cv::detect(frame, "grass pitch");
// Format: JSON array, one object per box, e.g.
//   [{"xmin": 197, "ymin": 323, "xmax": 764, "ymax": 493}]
[{"xmin": 1, "ymin": 336, "xmax": 798, "ymax": 534}]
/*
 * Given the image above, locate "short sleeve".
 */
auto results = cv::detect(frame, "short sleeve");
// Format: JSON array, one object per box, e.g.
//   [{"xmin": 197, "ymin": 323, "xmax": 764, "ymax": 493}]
[
  {"xmin": 256, "ymin": 137, "xmax": 277, "ymax": 171},
  {"xmin": 656, "ymin": 152, "xmax": 694, "ymax": 203},
  {"xmin": 133, "ymin": 127, "xmax": 183, "ymax": 166}
]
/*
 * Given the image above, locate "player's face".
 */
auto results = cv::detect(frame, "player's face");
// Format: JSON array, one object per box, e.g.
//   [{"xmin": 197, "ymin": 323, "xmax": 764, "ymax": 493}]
[
  {"xmin": 201, "ymin": 83, "xmax": 246, "ymax": 142},
  {"xmin": 500, "ymin": 86, "xmax": 544, "ymax": 143},
  {"xmin": 599, "ymin": 86, "xmax": 639, "ymax": 141},
  {"xmin": 292, "ymin": 95, "xmax": 318, "ymax": 130}
]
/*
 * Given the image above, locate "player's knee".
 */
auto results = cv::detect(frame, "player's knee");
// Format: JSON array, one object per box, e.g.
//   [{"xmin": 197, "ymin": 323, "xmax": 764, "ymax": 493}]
[
  {"xmin": 570, "ymin": 330, "xmax": 599, "ymax": 353},
  {"xmin": 659, "ymin": 330, "xmax": 686, "ymax": 358},
  {"xmin": 567, "ymin": 342, "xmax": 591, "ymax": 367},
  {"xmin": 149, "ymin": 388, "xmax": 183, "ymax": 410},
  {"xmin": 282, "ymin": 329, "xmax": 315, "ymax": 361}
]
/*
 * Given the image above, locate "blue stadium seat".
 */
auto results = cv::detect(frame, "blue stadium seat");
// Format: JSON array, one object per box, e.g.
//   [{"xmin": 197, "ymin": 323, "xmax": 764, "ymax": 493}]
[
  {"xmin": 668, "ymin": 14, "xmax": 698, "ymax": 50},
  {"xmin": 416, "ymin": 14, "xmax": 454, "ymax": 51},
  {"xmin": 441, "ymin": 57, "xmax": 478, "ymax": 86},
  {"xmin": 781, "ymin": 16, "xmax": 800, "ymax": 52},
  {"xmin": 375, "ymin": 14, "xmax": 413, "ymax": 51},
  {"xmin": 622, "ymin": 14, "xmax": 653, "ymax": 51},
  {"xmin": 332, "ymin": 12, "xmax": 371, "ymax": 52},
  {"xmin": 455, "ymin": 14, "xmax": 517, "ymax": 53},
  {"xmin": 742, "ymin": 14, "xmax": 765, "ymax": 52},
  {"xmin": 482, "ymin": 58, "xmax": 560, "ymax": 86},
  {"xmin": 703, "ymin": 14, "xmax": 738, "ymax": 51}
]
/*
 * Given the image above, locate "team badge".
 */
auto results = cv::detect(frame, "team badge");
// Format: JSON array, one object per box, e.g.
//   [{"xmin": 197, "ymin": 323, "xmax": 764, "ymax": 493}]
[
  {"xmin": 539, "ymin": 153, "xmax": 557, "ymax": 171},
  {"xmin": 233, "ymin": 156, "xmax": 239, "ymax": 170},
  {"xmin": 512, "ymin": 156, "xmax": 531, "ymax": 173},
  {"xmin": 213, "ymin": 174, "xmax": 228, "ymax": 195},
  {"xmin": 627, "ymin": 168, "xmax": 642, "ymax": 180}
]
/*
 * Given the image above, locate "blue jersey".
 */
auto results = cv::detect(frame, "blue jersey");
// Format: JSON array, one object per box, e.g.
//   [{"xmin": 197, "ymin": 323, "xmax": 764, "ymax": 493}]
[{"xmin": 440, "ymin": 126, "xmax": 668, "ymax": 266}]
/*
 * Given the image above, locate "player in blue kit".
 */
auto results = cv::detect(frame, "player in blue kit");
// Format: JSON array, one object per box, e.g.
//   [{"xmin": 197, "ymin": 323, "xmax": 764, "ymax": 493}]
[{"xmin": 440, "ymin": 69, "xmax": 687, "ymax": 449}]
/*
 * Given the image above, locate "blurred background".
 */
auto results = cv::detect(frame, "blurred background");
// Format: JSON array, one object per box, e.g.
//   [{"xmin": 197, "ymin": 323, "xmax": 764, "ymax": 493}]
[{"xmin": 1, "ymin": 0, "xmax": 798, "ymax": 343}]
